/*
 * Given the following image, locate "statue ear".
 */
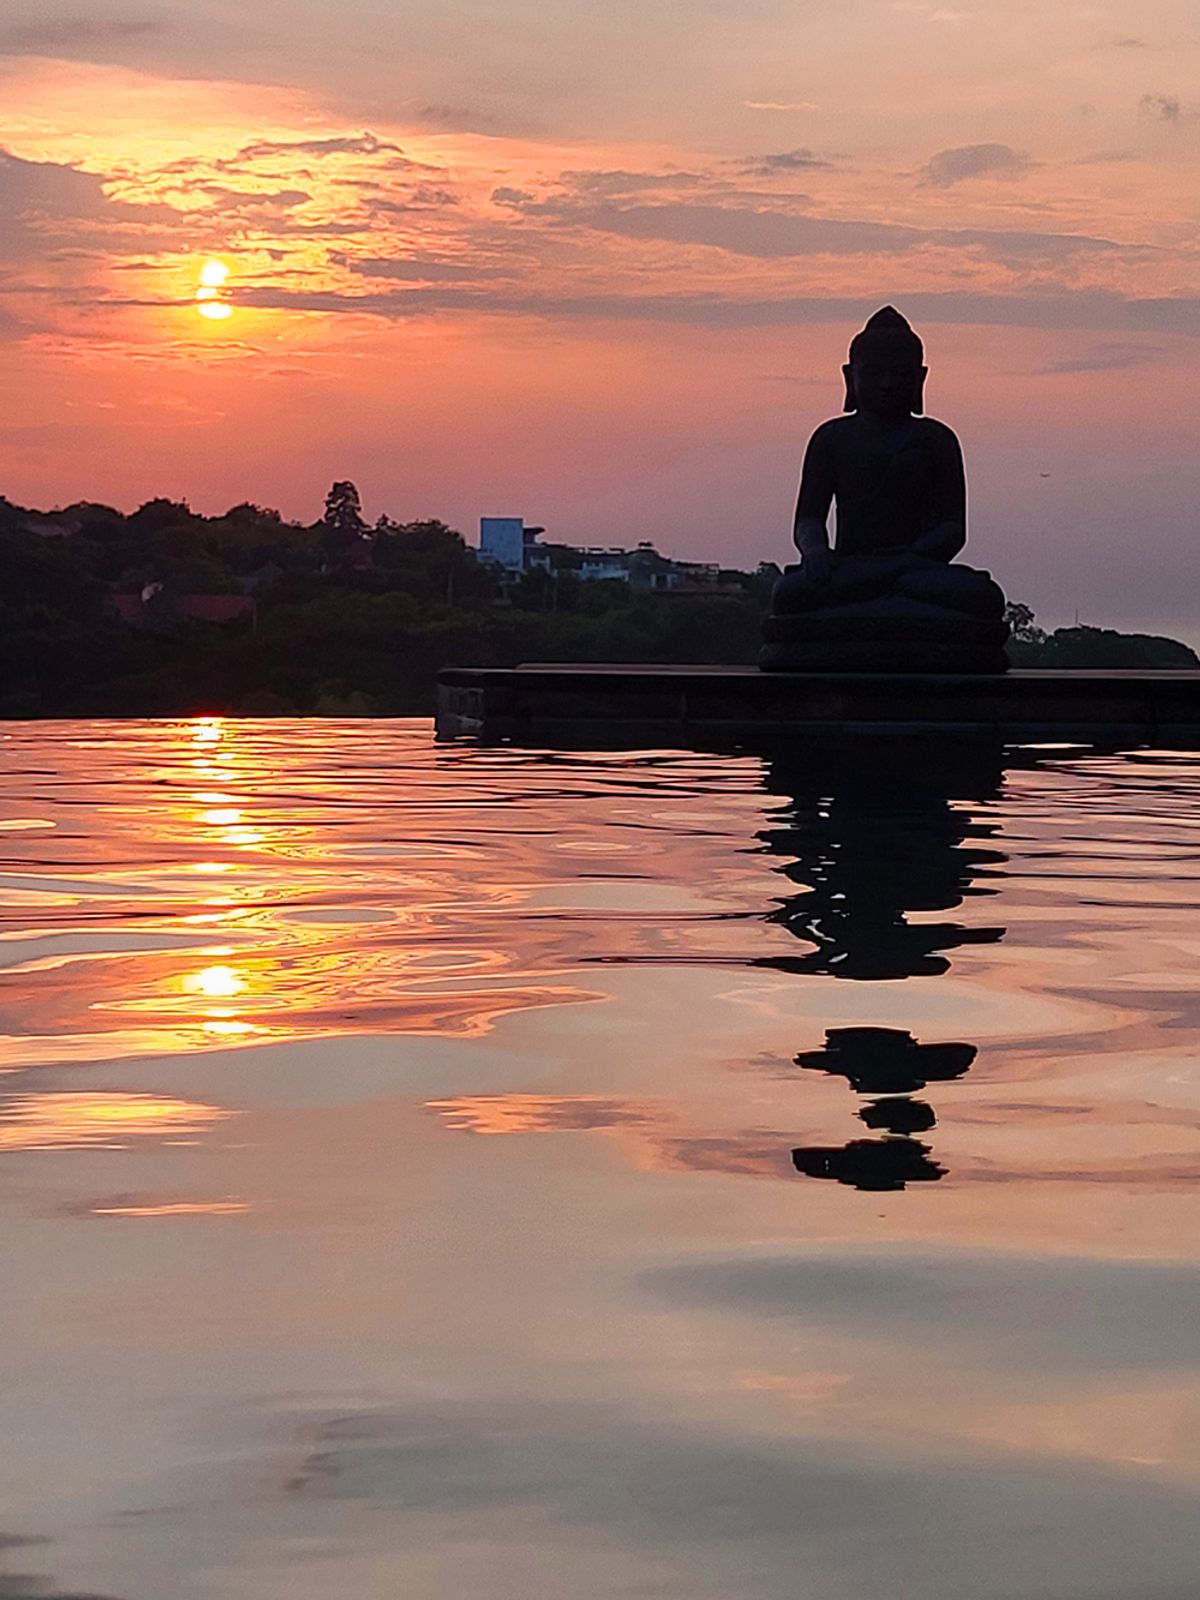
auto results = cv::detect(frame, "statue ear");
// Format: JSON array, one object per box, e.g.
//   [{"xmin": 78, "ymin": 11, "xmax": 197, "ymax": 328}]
[
  {"xmin": 842, "ymin": 362, "xmax": 857, "ymax": 412},
  {"xmin": 912, "ymin": 364, "xmax": 928, "ymax": 415}
]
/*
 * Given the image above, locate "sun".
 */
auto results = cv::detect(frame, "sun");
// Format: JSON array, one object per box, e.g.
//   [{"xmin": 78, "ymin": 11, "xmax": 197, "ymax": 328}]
[{"xmin": 195, "ymin": 258, "xmax": 233, "ymax": 321}]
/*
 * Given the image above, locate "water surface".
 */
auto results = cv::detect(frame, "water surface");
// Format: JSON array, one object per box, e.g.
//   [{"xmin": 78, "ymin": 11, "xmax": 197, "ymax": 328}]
[{"xmin": 1, "ymin": 719, "xmax": 1198, "ymax": 1599}]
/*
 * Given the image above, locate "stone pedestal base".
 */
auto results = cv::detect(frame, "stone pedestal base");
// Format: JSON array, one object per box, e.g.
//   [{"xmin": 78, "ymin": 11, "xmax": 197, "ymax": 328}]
[{"xmin": 761, "ymin": 555, "xmax": 1009, "ymax": 673}]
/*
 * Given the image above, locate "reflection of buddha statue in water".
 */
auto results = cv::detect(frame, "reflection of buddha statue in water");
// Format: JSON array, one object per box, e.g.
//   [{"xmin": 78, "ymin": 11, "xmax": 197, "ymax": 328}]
[
  {"xmin": 761, "ymin": 307, "xmax": 1009, "ymax": 673},
  {"xmin": 756, "ymin": 740, "xmax": 1007, "ymax": 981},
  {"xmin": 755, "ymin": 738, "xmax": 1007, "ymax": 1190},
  {"xmin": 790, "ymin": 1027, "xmax": 976, "ymax": 1191}
]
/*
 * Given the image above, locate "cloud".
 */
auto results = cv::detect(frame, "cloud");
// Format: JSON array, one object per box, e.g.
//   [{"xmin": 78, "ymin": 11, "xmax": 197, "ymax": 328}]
[
  {"xmin": 745, "ymin": 100, "xmax": 818, "ymax": 112},
  {"xmin": 171, "ymin": 284, "xmax": 1200, "ymax": 339},
  {"xmin": 1139, "ymin": 93, "xmax": 1182, "ymax": 122},
  {"xmin": 334, "ymin": 254, "xmax": 497, "ymax": 282},
  {"xmin": 491, "ymin": 186, "xmax": 535, "ymax": 209},
  {"xmin": 0, "ymin": 17, "xmax": 159, "ymax": 54},
  {"xmin": 365, "ymin": 185, "xmax": 459, "ymax": 213},
  {"xmin": 416, "ymin": 103, "xmax": 504, "ymax": 132},
  {"xmin": 491, "ymin": 190, "xmax": 1121, "ymax": 262},
  {"xmin": 922, "ymin": 142, "xmax": 1032, "ymax": 185},
  {"xmin": 560, "ymin": 169, "xmax": 708, "ymax": 198},
  {"xmin": 741, "ymin": 148, "xmax": 833, "ymax": 177},
  {"xmin": 0, "ymin": 1534, "xmax": 122, "ymax": 1598},
  {"xmin": 232, "ymin": 133, "xmax": 408, "ymax": 162},
  {"xmin": 1040, "ymin": 340, "xmax": 1167, "ymax": 373},
  {"xmin": 193, "ymin": 184, "xmax": 313, "ymax": 211},
  {"xmin": 893, "ymin": 1, "xmax": 973, "ymax": 20},
  {"xmin": 0, "ymin": 146, "xmax": 112, "ymax": 222},
  {"xmin": 0, "ymin": 147, "xmax": 211, "ymax": 269},
  {"xmin": 1074, "ymin": 149, "xmax": 1139, "ymax": 165}
]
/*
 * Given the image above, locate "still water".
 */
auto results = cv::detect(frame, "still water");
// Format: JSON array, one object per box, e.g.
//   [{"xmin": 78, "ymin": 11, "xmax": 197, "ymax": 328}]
[{"xmin": 1, "ymin": 719, "xmax": 1199, "ymax": 1599}]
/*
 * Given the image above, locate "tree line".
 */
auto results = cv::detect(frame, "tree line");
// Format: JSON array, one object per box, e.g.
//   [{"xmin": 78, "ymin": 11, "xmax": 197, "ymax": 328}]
[{"xmin": 0, "ymin": 488, "xmax": 1193, "ymax": 717}]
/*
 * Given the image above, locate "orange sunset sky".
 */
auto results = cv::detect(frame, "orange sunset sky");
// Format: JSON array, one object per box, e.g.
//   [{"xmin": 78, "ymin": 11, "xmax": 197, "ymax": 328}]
[{"xmin": 0, "ymin": 0, "xmax": 1197, "ymax": 637}]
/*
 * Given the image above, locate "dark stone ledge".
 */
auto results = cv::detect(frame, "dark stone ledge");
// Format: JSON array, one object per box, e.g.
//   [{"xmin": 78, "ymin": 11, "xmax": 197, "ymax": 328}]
[{"xmin": 436, "ymin": 665, "xmax": 1200, "ymax": 750}]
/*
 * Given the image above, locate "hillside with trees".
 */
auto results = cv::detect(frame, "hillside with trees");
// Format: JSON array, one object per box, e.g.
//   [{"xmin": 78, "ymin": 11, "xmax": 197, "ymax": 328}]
[{"xmin": 1, "ymin": 487, "xmax": 1194, "ymax": 717}]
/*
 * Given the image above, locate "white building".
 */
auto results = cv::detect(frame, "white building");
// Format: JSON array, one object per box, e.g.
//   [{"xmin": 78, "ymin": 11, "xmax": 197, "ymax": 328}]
[{"xmin": 579, "ymin": 550, "xmax": 633, "ymax": 582}]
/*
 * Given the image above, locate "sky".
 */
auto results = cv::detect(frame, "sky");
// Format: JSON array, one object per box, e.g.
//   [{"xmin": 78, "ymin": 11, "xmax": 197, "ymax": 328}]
[{"xmin": 0, "ymin": 0, "xmax": 1197, "ymax": 636}]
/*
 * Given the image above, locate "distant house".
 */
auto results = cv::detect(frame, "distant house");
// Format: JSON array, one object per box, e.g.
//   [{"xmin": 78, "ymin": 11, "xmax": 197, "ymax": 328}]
[
  {"xmin": 579, "ymin": 549, "xmax": 633, "ymax": 582},
  {"xmin": 476, "ymin": 519, "xmax": 744, "ymax": 593},
  {"xmin": 479, "ymin": 517, "xmax": 547, "ymax": 574},
  {"xmin": 111, "ymin": 587, "xmax": 255, "ymax": 628}
]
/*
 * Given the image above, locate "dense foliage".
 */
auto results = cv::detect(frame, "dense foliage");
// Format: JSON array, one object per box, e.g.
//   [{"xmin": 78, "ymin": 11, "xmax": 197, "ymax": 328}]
[
  {"xmin": 0, "ymin": 492, "xmax": 774, "ymax": 716},
  {"xmin": 1, "ymin": 492, "xmax": 1193, "ymax": 717}
]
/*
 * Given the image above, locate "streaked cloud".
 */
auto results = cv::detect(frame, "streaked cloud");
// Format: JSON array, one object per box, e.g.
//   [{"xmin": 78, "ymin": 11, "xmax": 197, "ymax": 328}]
[
  {"xmin": 182, "ymin": 284, "xmax": 1200, "ymax": 338},
  {"xmin": 333, "ymin": 254, "xmax": 500, "ymax": 281},
  {"xmin": 231, "ymin": 132, "xmax": 409, "ymax": 162},
  {"xmin": 741, "ymin": 147, "xmax": 834, "ymax": 176},
  {"xmin": 1040, "ymin": 340, "xmax": 1168, "ymax": 373},
  {"xmin": 490, "ymin": 188, "xmax": 1123, "ymax": 263},
  {"xmin": 0, "ymin": 16, "xmax": 161, "ymax": 54}
]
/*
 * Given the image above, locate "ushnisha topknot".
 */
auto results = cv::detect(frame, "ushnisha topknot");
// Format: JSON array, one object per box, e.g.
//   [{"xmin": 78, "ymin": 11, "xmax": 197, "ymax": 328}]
[
  {"xmin": 843, "ymin": 306, "xmax": 926, "ymax": 413},
  {"xmin": 847, "ymin": 305, "xmax": 924, "ymax": 365}
]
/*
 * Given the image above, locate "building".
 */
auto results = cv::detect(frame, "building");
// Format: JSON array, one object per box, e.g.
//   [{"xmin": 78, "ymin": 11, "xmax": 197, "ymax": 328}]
[
  {"xmin": 579, "ymin": 549, "xmax": 633, "ymax": 582},
  {"xmin": 477, "ymin": 518, "xmax": 744, "ymax": 594},
  {"xmin": 479, "ymin": 517, "xmax": 547, "ymax": 574}
]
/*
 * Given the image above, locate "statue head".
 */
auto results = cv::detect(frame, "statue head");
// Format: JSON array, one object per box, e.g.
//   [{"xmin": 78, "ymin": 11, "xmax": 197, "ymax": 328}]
[{"xmin": 843, "ymin": 306, "xmax": 927, "ymax": 417}]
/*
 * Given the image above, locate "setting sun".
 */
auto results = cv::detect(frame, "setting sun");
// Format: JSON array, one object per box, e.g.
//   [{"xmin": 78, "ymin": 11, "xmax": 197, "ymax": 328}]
[{"xmin": 195, "ymin": 259, "xmax": 233, "ymax": 320}]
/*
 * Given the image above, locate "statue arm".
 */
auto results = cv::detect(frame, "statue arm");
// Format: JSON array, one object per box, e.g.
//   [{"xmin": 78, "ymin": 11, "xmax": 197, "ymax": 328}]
[
  {"xmin": 914, "ymin": 425, "xmax": 966, "ymax": 561},
  {"xmin": 793, "ymin": 425, "xmax": 836, "ymax": 563}
]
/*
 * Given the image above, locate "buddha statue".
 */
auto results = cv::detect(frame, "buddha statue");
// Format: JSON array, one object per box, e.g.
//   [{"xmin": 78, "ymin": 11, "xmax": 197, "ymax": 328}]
[{"xmin": 760, "ymin": 307, "xmax": 1009, "ymax": 673}]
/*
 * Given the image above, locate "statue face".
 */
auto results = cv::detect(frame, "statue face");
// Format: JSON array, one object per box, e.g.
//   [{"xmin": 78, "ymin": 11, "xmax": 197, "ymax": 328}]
[{"xmin": 844, "ymin": 355, "xmax": 927, "ymax": 419}]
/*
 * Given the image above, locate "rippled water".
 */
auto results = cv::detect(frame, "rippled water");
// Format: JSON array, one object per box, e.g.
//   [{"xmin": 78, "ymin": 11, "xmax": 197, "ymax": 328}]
[{"xmin": 1, "ymin": 719, "xmax": 1199, "ymax": 1599}]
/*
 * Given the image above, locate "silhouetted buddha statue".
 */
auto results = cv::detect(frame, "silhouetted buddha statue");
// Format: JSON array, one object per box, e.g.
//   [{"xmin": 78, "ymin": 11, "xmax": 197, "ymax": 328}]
[{"xmin": 761, "ymin": 307, "xmax": 1009, "ymax": 673}]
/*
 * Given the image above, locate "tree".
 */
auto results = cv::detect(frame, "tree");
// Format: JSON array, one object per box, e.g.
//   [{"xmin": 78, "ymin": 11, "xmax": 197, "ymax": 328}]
[
  {"xmin": 225, "ymin": 502, "xmax": 282, "ymax": 525},
  {"xmin": 129, "ymin": 497, "xmax": 192, "ymax": 532},
  {"xmin": 322, "ymin": 481, "xmax": 366, "ymax": 535},
  {"xmin": 1004, "ymin": 601, "xmax": 1045, "ymax": 645}
]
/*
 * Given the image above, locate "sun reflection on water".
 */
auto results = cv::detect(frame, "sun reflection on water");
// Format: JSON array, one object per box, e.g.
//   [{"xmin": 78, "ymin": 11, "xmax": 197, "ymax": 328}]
[{"xmin": 0, "ymin": 1092, "xmax": 231, "ymax": 1151}]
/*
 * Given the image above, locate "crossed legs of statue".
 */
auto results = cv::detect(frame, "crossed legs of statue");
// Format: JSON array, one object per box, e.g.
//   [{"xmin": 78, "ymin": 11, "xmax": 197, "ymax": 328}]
[{"xmin": 761, "ymin": 553, "xmax": 1009, "ymax": 673}]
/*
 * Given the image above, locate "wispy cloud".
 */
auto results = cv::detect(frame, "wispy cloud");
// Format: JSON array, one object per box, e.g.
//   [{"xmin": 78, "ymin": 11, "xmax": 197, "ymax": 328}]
[
  {"xmin": 1041, "ymin": 340, "xmax": 1168, "ymax": 373},
  {"xmin": 0, "ymin": 17, "xmax": 160, "ymax": 54},
  {"xmin": 1139, "ymin": 93, "xmax": 1182, "ymax": 122},
  {"xmin": 744, "ymin": 100, "xmax": 818, "ymax": 112},
  {"xmin": 232, "ymin": 133, "xmax": 409, "ymax": 162},
  {"xmin": 332, "ymin": 254, "xmax": 493, "ymax": 282},
  {"xmin": 892, "ymin": 2, "xmax": 973, "ymax": 21},
  {"xmin": 740, "ymin": 148, "xmax": 833, "ymax": 177},
  {"xmin": 490, "ymin": 187, "xmax": 1122, "ymax": 264},
  {"xmin": 122, "ymin": 284, "xmax": 1199, "ymax": 340}
]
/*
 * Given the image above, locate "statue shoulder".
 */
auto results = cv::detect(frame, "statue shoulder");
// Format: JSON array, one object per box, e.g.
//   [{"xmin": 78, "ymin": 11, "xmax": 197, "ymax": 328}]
[
  {"xmin": 917, "ymin": 416, "xmax": 963, "ymax": 449},
  {"xmin": 804, "ymin": 416, "xmax": 854, "ymax": 451}
]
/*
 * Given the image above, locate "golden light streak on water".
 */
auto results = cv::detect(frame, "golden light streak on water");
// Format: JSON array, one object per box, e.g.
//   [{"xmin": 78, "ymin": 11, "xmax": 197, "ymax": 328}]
[
  {"xmin": 87, "ymin": 1199, "xmax": 249, "ymax": 1218},
  {"xmin": 0, "ymin": 1092, "xmax": 231, "ymax": 1151}
]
